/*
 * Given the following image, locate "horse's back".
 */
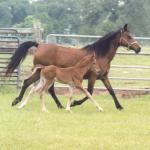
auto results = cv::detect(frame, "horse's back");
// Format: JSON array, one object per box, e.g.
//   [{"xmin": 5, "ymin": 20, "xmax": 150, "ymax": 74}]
[{"xmin": 33, "ymin": 43, "xmax": 85, "ymax": 67}]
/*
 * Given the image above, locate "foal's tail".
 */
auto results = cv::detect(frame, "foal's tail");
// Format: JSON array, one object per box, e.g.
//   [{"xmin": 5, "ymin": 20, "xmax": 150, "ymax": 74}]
[
  {"xmin": 5, "ymin": 41, "xmax": 39, "ymax": 76},
  {"xmin": 32, "ymin": 64, "xmax": 45, "ymax": 75}
]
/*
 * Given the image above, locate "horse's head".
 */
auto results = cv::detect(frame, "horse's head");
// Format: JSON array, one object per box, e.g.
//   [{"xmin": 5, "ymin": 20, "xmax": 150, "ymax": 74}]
[{"xmin": 119, "ymin": 24, "xmax": 141, "ymax": 54}]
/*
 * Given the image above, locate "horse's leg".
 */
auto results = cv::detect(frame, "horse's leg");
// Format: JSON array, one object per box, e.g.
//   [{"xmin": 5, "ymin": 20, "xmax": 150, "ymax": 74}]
[
  {"xmin": 18, "ymin": 86, "xmax": 35, "ymax": 109},
  {"xmin": 76, "ymin": 85, "xmax": 103, "ymax": 111},
  {"xmin": 101, "ymin": 76, "xmax": 123, "ymax": 110},
  {"xmin": 12, "ymin": 70, "xmax": 40, "ymax": 106},
  {"xmin": 48, "ymin": 83, "xmax": 64, "ymax": 109},
  {"xmin": 66, "ymin": 86, "xmax": 73, "ymax": 112},
  {"xmin": 71, "ymin": 74, "xmax": 97, "ymax": 107}
]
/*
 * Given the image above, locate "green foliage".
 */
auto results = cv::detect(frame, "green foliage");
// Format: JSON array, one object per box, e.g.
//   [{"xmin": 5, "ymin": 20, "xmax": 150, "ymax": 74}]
[
  {"xmin": 0, "ymin": 2, "xmax": 12, "ymax": 27},
  {"xmin": 14, "ymin": 15, "xmax": 40, "ymax": 28},
  {"xmin": 0, "ymin": 0, "xmax": 150, "ymax": 36}
]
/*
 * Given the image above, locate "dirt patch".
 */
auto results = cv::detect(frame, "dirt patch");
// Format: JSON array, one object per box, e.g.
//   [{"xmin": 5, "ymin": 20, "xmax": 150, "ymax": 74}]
[{"xmin": 54, "ymin": 87, "xmax": 150, "ymax": 98}]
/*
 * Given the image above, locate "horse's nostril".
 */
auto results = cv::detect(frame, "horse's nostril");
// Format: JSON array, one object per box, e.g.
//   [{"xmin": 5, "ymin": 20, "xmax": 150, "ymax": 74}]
[{"xmin": 135, "ymin": 48, "xmax": 141, "ymax": 54}]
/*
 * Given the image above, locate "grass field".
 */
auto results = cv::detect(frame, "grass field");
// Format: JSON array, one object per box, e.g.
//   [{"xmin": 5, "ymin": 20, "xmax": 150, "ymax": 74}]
[{"xmin": 0, "ymin": 87, "xmax": 150, "ymax": 150}]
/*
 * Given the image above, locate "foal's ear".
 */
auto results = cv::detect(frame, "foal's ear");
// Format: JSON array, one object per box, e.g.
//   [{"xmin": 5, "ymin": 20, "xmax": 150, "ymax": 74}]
[
  {"xmin": 92, "ymin": 52, "xmax": 96, "ymax": 58},
  {"xmin": 123, "ymin": 24, "xmax": 128, "ymax": 32}
]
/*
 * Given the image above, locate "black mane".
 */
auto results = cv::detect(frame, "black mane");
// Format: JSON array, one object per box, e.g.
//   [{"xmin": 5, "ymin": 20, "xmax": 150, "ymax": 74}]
[{"xmin": 83, "ymin": 29, "xmax": 121, "ymax": 56}]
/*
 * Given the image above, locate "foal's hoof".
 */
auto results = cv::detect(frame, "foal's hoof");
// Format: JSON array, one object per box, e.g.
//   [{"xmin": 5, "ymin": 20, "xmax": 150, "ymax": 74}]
[
  {"xmin": 66, "ymin": 108, "xmax": 72, "ymax": 113},
  {"xmin": 12, "ymin": 98, "xmax": 20, "ymax": 106},
  {"xmin": 98, "ymin": 107, "xmax": 103, "ymax": 112},
  {"xmin": 42, "ymin": 109, "xmax": 49, "ymax": 113}
]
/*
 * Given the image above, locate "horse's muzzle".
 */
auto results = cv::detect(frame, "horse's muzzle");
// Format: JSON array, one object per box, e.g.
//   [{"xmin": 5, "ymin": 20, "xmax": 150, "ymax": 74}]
[{"xmin": 135, "ymin": 47, "xmax": 141, "ymax": 54}]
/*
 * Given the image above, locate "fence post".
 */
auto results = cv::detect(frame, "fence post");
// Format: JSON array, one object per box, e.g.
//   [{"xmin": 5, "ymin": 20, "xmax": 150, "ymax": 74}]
[{"xmin": 33, "ymin": 23, "xmax": 43, "ymax": 42}]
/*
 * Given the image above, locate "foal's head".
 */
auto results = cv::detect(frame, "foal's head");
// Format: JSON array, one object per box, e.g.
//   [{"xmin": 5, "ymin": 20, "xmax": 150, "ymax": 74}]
[
  {"xmin": 76, "ymin": 52, "xmax": 100, "ymax": 74},
  {"xmin": 119, "ymin": 24, "xmax": 141, "ymax": 53}
]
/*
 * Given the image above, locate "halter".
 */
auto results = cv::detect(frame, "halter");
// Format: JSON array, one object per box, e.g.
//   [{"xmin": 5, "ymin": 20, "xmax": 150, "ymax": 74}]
[{"xmin": 119, "ymin": 30, "xmax": 138, "ymax": 50}]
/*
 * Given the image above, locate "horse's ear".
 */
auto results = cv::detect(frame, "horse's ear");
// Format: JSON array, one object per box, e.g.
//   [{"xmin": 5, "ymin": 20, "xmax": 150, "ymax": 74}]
[{"xmin": 123, "ymin": 24, "xmax": 128, "ymax": 31}]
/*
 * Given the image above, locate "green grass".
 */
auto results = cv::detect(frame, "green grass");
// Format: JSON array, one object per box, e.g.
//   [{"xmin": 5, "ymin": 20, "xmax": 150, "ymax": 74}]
[{"xmin": 0, "ymin": 88, "xmax": 150, "ymax": 150}]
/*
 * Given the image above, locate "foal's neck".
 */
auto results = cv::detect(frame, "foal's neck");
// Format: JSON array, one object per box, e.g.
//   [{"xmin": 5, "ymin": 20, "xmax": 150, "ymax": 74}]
[{"xmin": 75, "ymin": 61, "xmax": 92, "ymax": 76}]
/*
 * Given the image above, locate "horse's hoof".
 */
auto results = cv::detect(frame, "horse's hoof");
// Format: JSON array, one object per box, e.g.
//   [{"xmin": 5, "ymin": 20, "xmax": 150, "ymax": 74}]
[
  {"xmin": 11, "ymin": 98, "xmax": 19, "ymax": 106},
  {"xmin": 58, "ymin": 105, "xmax": 64, "ymax": 109},
  {"xmin": 117, "ymin": 105, "xmax": 124, "ymax": 110},
  {"xmin": 70, "ymin": 100, "xmax": 80, "ymax": 107}
]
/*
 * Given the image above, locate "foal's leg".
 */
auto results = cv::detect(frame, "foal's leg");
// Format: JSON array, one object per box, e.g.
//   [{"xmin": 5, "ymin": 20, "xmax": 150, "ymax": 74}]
[
  {"xmin": 71, "ymin": 74, "xmax": 97, "ymax": 107},
  {"xmin": 18, "ymin": 78, "xmax": 45, "ymax": 109},
  {"xmin": 18, "ymin": 86, "xmax": 35, "ymax": 109},
  {"xmin": 66, "ymin": 86, "xmax": 74, "ymax": 112},
  {"xmin": 39, "ymin": 92, "xmax": 48, "ymax": 112},
  {"xmin": 76, "ymin": 84, "xmax": 103, "ymax": 111},
  {"xmin": 12, "ymin": 70, "xmax": 40, "ymax": 106},
  {"xmin": 39, "ymin": 79, "xmax": 55, "ymax": 112}
]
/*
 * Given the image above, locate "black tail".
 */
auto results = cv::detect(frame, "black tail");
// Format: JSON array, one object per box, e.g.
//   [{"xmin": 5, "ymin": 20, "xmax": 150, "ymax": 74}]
[{"xmin": 5, "ymin": 41, "xmax": 39, "ymax": 76}]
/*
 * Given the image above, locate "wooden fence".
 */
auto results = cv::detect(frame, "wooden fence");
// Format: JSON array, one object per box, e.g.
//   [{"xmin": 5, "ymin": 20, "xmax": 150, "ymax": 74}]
[
  {"xmin": 0, "ymin": 32, "xmax": 20, "ymax": 88},
  {"xmin": 0, "ymin": 26, "xmax": 43, "ymax": 88}
]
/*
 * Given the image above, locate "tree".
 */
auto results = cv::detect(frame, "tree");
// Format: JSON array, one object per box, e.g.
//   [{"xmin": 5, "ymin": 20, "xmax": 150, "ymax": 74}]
[
  {"xmin": 14, "ymin": 15, "xmax": 40, "ymax": 28},
  {"xmin": 0, "ymin": 0, "xmax": 150, "ymax": 36},
  {"xmin": 0, "ymin": 2, "xmax": 12, "ymax": 27},
  {"xmin": 10, "ymin": 0, "xmax": 31, "ymax": 24}
]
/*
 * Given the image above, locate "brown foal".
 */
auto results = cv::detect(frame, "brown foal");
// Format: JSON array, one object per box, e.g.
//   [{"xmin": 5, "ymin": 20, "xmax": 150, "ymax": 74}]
[{"xmin": 18, "ymin": 54, "xmax": 103, "ymax": 112}]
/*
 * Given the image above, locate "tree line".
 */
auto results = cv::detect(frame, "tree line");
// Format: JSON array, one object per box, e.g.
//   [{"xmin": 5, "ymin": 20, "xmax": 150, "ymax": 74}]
[{"xmin": 0, "ymin": 0, "xmax": 150, "ymax": 37}]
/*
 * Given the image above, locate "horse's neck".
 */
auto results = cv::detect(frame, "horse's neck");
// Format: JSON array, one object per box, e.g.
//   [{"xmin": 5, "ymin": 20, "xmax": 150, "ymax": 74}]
[{"xmin": 104, "ymin": 37, "xmax": 120, "ymax": 63}]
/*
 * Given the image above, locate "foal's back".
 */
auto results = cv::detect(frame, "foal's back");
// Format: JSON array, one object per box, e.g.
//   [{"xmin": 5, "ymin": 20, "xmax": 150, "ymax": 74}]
[{"xmin": 41, "ymin": 64, "xmax": 78, "ymax": 85}]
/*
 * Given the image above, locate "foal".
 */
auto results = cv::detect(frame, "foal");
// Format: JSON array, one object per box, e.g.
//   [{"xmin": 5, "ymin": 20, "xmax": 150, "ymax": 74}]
[{"xmin": 19, "ymin": 54, "xmax": 103, "ymax": 112}]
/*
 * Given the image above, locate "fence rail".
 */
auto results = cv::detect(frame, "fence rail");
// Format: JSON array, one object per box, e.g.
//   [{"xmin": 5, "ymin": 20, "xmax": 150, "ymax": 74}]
[{"xmin": 46, "ymin": 33, "xmax": 150, "ymax": 41}]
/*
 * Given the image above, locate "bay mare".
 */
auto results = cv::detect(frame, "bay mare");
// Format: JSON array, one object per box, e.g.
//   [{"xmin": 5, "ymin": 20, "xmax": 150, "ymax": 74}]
[
  {"xmin": 6, "ymin": 24, "xmax": 141, "ymax": 110},
  {"xmin": 18, "ymin": 53, "xmax": 103, "ymax": 112}
]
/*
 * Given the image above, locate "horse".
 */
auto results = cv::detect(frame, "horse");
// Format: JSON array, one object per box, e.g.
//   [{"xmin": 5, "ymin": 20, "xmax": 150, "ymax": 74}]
[
  {"xmin": 5, "ymin": 24, "xmax": 141, "ymax": 110},
  {"xmin": 18, "ymin": 53, "xmax": 103, "ymax": 112}
]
